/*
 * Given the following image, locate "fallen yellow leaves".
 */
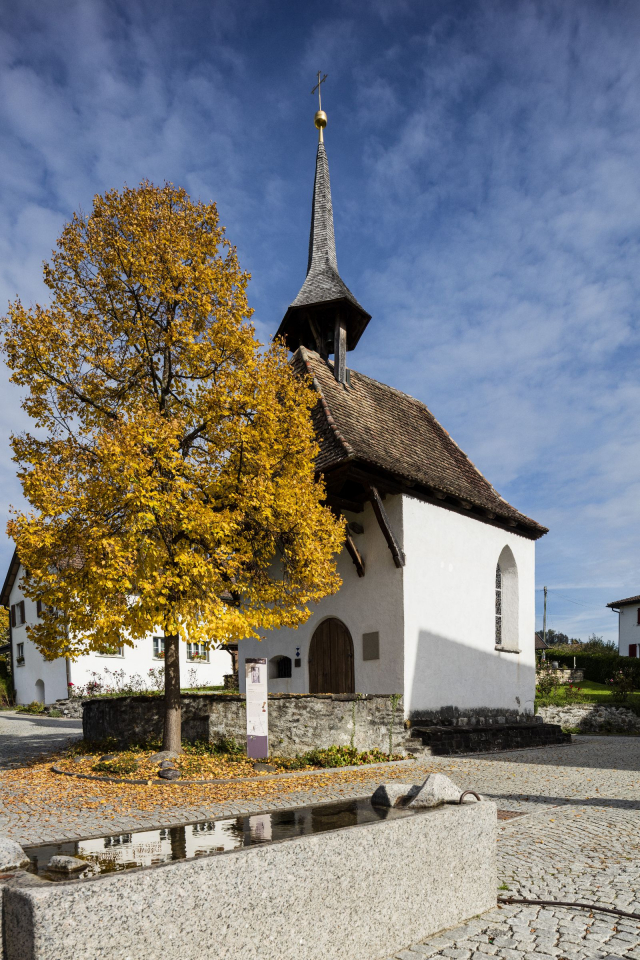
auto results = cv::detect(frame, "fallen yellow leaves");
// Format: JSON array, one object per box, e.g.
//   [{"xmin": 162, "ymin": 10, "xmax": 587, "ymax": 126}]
[{"xmin": 1, "ymin": 752, "xmax": 425, "ymax": 837}]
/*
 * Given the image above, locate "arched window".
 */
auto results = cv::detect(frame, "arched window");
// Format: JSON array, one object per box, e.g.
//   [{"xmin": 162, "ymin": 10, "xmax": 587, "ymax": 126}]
[
  {"xmin": 269, "ymin": 655, "xmax": 292, "ymax": 680},
  {"xmin": 495, "ymin": 547, "xmax": 519, "ymax": 651}
]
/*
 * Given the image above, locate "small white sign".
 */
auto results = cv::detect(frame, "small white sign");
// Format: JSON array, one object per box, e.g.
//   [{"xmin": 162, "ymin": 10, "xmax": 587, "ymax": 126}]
[{"xmin": 245, "ymin": 657, "xmax": 268, "ymax": 759}]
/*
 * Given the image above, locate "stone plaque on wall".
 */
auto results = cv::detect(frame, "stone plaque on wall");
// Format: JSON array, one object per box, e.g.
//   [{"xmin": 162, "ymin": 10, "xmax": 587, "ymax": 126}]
[{"xmin": 362, "ymin": 632, "xmax": 380, "ymax": 661}]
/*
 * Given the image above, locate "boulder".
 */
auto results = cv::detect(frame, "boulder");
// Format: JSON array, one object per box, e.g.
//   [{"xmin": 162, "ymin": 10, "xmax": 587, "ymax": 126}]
[
  {"xmin": 47, "ymin": 856, "xmax": 88, "ymax": 874},
  {"xmin": 159, "ymin": 760, "xmax": 177, "ymax": 769},
  {"xmin": 148, "ymin": 750, "xmax": 181, "ymax": 763},
  {"xmin": 158, "ymin": 767, "xmax": 181, "ymax": 781},
  {"xmin": 0, "ymin": 837, "xmax": 30, "ymax": 871},
  {"xmin": 407, "ymin": 773, "xmax": 465, "ymax": 809},
  {"xmin": 371, "ymin": 783, "xmax": 420, "ymax": 807}
]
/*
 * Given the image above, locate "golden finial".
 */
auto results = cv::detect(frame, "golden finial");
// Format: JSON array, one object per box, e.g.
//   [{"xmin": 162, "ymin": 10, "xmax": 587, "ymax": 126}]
[{"xmin": 311, "ymin": 71, "xmax": 328, "ymax": 142}]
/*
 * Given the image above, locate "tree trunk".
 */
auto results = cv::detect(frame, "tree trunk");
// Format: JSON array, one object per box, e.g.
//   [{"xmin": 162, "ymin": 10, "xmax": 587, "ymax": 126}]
[{"xmin": 163, "ymin": 633, "xmax": 181, "ymax": 752}]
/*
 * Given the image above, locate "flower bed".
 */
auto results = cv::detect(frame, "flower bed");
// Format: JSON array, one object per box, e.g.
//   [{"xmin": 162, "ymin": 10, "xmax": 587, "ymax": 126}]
[{"xmin": 56, "ymin": 740, "xmax": 407, "ymax": 782}]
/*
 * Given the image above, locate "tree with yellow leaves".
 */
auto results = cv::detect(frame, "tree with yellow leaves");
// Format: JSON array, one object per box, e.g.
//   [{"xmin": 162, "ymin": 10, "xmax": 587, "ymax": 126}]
[{"xmin": 1, "ymin": 182, "xmax": 344, "ymax": 751}]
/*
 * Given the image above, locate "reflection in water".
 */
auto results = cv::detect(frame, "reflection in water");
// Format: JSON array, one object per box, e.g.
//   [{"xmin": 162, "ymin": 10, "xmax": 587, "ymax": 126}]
[{"xmin": 26, "ymin": 797, "xmax": 407, "ymax": 878}]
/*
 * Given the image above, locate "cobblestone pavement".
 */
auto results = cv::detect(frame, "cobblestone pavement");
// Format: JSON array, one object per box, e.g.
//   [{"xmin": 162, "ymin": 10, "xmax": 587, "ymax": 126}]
[
  {"xmin": 385, "ymin": 737, "xmax": 640, "ymax": 960},
  {"xmin": 0, "ymin": 729, "xmax": 639, "ymax": 959},
  {"xmin": 0, "ymin": 710, "xmax": 81, "ymax": 767}
]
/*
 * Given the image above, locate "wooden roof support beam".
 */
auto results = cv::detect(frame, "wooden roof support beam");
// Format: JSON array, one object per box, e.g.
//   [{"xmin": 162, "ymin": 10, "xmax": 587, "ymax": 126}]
[
  {"xmin": 345, "ymin": 530, "xmax": 365, "ymax": 578},
  {"xmin": 368, "ymin": 485, "xmax": 405, "ymax": 568},
  {"xmin": 325, "ymin": 493, "xmax": 364, "ymax": 513}
]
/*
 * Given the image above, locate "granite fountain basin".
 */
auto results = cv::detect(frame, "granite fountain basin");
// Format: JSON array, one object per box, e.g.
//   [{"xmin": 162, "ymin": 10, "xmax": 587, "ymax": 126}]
[{"xmin": 5, "ymin": 796, "xmax": 497, "ymax": 960}]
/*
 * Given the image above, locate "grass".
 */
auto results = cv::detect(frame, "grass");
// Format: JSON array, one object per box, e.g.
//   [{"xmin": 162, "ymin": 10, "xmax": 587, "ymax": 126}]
[{"xmin": 536, "ymin": 679, "xmax": 640, "ymax": 713}]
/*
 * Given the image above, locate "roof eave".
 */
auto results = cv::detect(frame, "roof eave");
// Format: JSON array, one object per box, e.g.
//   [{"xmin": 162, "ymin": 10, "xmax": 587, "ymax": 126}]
[
  {"xmin": 277, "ymin": 297, "xmax": 371, "ymax": 352},
  {"xmin": 606, "ymin": 597, "xmax": 640, "ymax": 609},
  {"xmin": 0, "ymin": 550, "xmax": 20, "ymax": 607},
  {"xmin": 321, "ymin": 458, "xmax": 548, "ymax": 541}
]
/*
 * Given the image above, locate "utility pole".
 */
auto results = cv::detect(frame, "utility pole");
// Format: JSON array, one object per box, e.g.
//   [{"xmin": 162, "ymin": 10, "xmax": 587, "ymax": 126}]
[{"xmin": 543, "ymin": 586, "xmax": 548, "ymax": 646}]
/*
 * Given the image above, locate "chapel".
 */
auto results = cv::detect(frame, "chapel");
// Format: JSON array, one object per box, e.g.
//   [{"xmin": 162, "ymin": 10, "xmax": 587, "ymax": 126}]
[{"xmin": 238, "ymin": 98, "xmax": 547, "ymax": 725}]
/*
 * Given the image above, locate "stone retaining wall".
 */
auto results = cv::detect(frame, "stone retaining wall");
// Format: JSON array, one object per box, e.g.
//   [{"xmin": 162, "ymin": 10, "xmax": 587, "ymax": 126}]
[
  {"xmin": 408, "ymin": 706, "xmax": 535, "ymax": 726},
  {"xmin": 83, "ymin": 693, "xmax": 406, "ymax": 757},
  {"xmin": 46, "ymin": 699, "xmax": 83, "ymax": 719},
  {"xmin": 537, "ymin": 703, "xmax": 640, "ymax": 733}
]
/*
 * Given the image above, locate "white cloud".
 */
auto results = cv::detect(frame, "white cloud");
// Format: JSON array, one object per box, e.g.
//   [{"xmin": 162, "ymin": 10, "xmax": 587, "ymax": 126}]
[{"xmin": 1, "ymin": 0, "xmax": 639, "ymax": 642}]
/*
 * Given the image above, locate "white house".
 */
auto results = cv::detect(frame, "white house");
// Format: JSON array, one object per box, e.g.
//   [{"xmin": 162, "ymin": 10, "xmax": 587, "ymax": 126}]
[
  {"xmin": 1, "ymin": 555, "xmax": 232, "ymax": 705},
  {"xmin": 606, "ymin": 594, "xmax": 640, "ymax": 657},
  {"xmin": 239, "ymin": 108, "xmax": 546, "ymax": 726}
]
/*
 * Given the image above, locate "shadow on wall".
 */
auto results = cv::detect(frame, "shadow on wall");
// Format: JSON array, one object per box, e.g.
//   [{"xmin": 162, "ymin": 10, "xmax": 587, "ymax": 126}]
[{"xmin": 408, "ymin": 631, "xmax": 535, "ymax": 720}]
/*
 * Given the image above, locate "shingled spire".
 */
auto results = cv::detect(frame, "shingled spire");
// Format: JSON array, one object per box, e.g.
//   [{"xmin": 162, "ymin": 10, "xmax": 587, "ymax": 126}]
[{"xmin": 276, "ymin": 92, "xmax": 370, "ymax": 382}]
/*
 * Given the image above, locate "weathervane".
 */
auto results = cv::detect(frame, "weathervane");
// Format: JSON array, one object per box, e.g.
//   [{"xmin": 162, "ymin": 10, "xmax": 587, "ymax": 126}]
[{"xmin": 311, "ymin": 71, "xmax": 328, "ymax": 142}]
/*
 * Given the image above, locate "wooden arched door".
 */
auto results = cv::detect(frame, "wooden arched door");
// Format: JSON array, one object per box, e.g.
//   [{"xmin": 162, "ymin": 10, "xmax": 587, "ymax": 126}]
[{"xmin": 308, "ymin": 618, "xmax": 355, "ymax": 694}]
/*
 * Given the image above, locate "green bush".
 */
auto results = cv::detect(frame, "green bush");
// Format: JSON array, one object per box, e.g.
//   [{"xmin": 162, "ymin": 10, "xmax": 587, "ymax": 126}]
[
  {"xmin": 18, "ymin": 700, "xmax": 45, "ymax": 714},
  {"xmin": 280, "ymin": 745, "xmax": 404, "ymax": 770},
  {"xmin": 0, "ymin": 654, "xmax": 14, "ymax": 705},
  {"xmin": 92, "ymin": 754, "xmax": 139, "ymax": 775},
  {"xmin": 182, "ymin": 737, "xmax": 244, "ymax": 757},
  {"xmin": 549, "ymin": 651, "xmax": 640, "ymax": 686}
]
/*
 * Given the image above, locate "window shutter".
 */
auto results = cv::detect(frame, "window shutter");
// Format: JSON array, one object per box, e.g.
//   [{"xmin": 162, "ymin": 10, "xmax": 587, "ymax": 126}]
[
  {"xmin": 630, "ymin": 644, "xmax": 638, "ymax": 658},
  {"xmin": 18, "ymin": 601, "xmax": 25, "ymax": 625},
  {"xmin": 10, "ymin": 605, "xmax": 16, "ymax": 628},
  {"xmin": 637, "ymin": 608, "xmax": 640, "ymax": 625},
  {"xmin": 36, "ymin": 600, "xmax": 42, "ymax": 618}
]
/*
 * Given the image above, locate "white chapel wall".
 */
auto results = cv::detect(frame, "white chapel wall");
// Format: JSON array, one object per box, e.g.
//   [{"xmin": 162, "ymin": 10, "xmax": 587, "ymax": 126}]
[
  {"xmin": 239, "ymin": 497, "xmax": 405, "ymax": 696},
  {"xmin": 401, "ymin": 495, "xmax": 536, "ymax": 719},
  {"xmin": 618, "ymin": 605, "xmax": 640, "ymax": 656}
]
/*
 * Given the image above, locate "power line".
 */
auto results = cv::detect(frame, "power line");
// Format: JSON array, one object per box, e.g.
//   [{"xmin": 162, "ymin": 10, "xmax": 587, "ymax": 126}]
[{"xmin": 535, "ymin": 587, "xmax": 600, "ymax": 609}]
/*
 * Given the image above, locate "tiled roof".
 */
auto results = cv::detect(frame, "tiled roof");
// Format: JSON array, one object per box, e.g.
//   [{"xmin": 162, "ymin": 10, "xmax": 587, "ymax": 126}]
[
  {"xmin": 535, "ymin": 632, "xmax": 548, "ymax": 649},
  {"xmin": 606, "ymin": 595, "xmax": 640, "ymax": 608},
  {"xmin": 294, "ymin": 347, "xmax": 547, "ymax": 538},
  {"xmin": 289, "ymin": 142, "xmax": 366, "ymax": 316}
]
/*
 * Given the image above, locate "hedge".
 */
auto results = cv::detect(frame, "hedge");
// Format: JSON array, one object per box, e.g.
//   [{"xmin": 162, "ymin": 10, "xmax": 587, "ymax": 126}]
[{"xmin": 546, "ymin": 650, "xmax": 640, "ymax": 686}]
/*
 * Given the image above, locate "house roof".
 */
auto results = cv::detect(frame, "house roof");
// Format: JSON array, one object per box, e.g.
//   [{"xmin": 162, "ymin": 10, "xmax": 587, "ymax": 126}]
[
  {"xmin": 535, "ymin": 632, "xmax": 548, "ymax": 649},
  {"xmin": 606, "ymin": 595, "xmax": 640, "ymax": 609},
  {"xmin": 0, "ymin": 550, "xmax": 20, "ymax": 608},
  {"xmin": 294, "ymin": 346, "xmax": 547, "ymax": 539}
]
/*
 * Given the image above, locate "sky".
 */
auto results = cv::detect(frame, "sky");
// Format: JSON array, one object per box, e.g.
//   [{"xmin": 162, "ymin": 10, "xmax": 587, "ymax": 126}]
[{"xmin": 0, "ymin": 0, "xmax": 639, "ymax": 643}]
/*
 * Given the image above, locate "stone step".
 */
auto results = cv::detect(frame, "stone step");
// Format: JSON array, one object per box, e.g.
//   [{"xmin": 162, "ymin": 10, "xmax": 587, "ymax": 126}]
[{"xmin": 406, "ymin": 722, "xmax": 570, "ymax": 756}]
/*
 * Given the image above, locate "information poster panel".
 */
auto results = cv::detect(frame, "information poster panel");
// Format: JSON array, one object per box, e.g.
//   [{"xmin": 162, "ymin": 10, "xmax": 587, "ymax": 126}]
[{"xmin": 245, "ymin": 657, "xmax": 268, "ymax": 759}]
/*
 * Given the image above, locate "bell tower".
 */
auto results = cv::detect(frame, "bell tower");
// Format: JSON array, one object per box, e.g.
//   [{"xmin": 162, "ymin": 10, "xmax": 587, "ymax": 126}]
[{"xmin": 275, "ymin": 75, "xmax": 371, "ymax": 383}]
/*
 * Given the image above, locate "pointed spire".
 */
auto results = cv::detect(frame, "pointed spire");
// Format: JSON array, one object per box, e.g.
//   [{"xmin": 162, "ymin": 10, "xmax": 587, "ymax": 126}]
[
  {"xmin": 276, "ymin": 103, "xmax": 370, "ymax": 359},
  {"xmin": 307, "ymin": 142, "xmax": 338, "ymax": 276}
]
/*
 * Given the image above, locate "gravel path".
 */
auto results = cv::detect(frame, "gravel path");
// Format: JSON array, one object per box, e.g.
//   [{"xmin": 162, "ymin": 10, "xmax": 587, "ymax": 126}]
[{"xmin": 0, "ymin": 710, "xmax": 82, "ymax": 768}]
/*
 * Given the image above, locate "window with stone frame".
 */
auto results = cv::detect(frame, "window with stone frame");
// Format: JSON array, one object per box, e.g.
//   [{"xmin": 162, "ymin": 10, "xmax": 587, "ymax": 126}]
[
  {"xmin": 269, "ymin": 655, "xmax": 292, "ymax": 679},
  {"xmin": 153, "ymin": 636, "xmax": 165, "ymax": 659},
  {"xmin": 10, "ymin": 601, "xmax": 26, "ymax": 627},
  {"xmin": 495, "ymin": 564, "xmax": 502, "ymax": 645},
  {"xmin": 187, "ymin": 642, "xmax": 209, "ymax": 662},
  {"xmin": 97, "ymin": 643, "xmax": 125, "ymax": 657},
  {"xmin": 16, "ymin": 642, "xmax": 25, "ymax": 665}
]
